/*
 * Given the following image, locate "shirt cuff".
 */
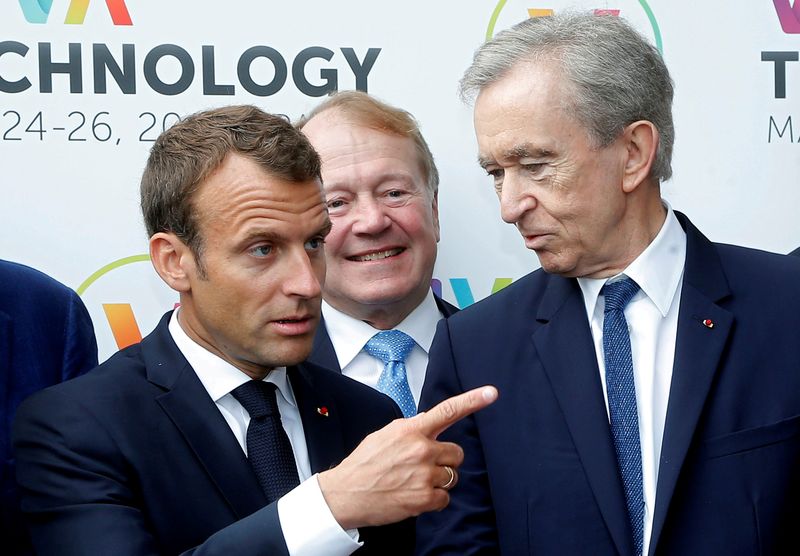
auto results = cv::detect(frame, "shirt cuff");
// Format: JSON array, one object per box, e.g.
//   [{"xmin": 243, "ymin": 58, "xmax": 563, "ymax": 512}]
[{"xmin": 277, "ymin": 474, "xmax": 362, "ymax": 556}]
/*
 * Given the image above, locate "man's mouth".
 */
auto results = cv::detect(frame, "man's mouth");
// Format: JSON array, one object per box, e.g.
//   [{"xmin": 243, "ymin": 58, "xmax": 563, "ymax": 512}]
[
  {"xmin": 275, "ymin": 315, "xmax": 311, "ymax": 324},
  {"xmin": 347, "ymin": 248, "xmax": 405, "ymax": 262},
  {"xmin": 271, "ymin": 314, "xmax": 316, "ymax": 336}
]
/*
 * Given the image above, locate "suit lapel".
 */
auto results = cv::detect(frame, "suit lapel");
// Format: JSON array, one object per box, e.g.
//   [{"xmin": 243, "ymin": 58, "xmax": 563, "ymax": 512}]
[
  {"xmin": 308, "ymin": 317, "xmax": 342, "ymax": 373},
  {"xmin": 649, "ymin": 215, "xmax": 733, "ymax": 554},
  {"xmin": 533, "ymin": 276, "xmax": 635, "ymax": 556},
  {"xmin": 434, "ymin": 294, "xmax": 459, "ymax": 317},
  {"xmin": 143, "ymin": 314, "xmax": 267, "ymax": 519},
  {"xmin": 289, "ymin": 363, "xmax": 346, "ymax": 472}
]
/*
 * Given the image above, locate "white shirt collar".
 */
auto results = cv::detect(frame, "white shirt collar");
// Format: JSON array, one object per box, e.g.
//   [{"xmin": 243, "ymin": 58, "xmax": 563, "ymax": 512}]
[
  {"xmin": 167, "ymin": 309, "xmax": 297, "ymax": 408},
  {"xmin": 577, "ymin": 202, "xmax": 686, "ymax": 320},
  {"xmin": 321, "ymin": 289, "xmax": 442, "ymax": 370}
]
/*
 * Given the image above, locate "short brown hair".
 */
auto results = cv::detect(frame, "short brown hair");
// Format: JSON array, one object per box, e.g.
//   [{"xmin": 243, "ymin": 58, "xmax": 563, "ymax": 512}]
[
  {"xmin": 141, "ymin": 105, "xmax": 322, "ymax": 262},
  {"xmin": 297, "ymin": 91, "xmax": 439, "ymax": 194}
]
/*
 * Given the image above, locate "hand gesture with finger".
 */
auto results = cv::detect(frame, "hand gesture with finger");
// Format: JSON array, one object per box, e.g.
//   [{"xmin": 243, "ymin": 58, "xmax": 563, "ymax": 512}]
[{"xmin": 318, "ymin": 385, "xmax": 498, "ymax": 529}]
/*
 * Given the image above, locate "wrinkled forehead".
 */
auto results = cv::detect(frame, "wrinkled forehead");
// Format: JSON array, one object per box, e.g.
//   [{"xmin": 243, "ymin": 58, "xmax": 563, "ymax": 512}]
[
  {"xmin": 304, "ymin": 119, "xmax": 424, "ymax": 185},
  {"xmin": 194, "ymin": 155, "xmax": 326, "ymax": 228},
  {"xmin": 475, "ymin": 59, "xmax": 576, "ymax": 116},
  {"xmin": 304, "ymin": 110, "xmax": 415, "ymax": 155},
  {"xmin": 473, "ymin": 62, "xmax": 592, "ymax": 150}
]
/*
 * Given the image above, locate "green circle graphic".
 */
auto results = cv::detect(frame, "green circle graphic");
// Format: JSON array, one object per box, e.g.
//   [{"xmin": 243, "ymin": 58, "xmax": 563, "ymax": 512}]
[
  {"xmin": 77, "ymin": 254, "xmax": 150, "ymax": 296},
  {"xmin": 485, "ymin": 0, "xmax": 663, "ymax": 53}
]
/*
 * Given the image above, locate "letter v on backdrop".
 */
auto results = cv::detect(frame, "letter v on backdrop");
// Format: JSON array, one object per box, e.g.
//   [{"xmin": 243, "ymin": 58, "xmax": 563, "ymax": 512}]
[
  {"xmin": 774, "ymin": 0, "xmax": 800, "ymax": 33},
  {"xmin": 18, "ymin": 0, "xmax": 132, "ymax": 25}
]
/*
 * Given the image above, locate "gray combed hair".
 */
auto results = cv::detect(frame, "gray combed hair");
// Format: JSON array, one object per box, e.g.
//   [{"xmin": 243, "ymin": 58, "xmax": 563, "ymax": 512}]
[{"xmin": 460, "ymin": 12, "xmax": 674, "ymax": 183}]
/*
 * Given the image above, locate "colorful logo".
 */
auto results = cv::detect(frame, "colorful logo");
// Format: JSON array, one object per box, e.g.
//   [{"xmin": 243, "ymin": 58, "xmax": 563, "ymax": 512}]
[
  {"xmin": 486, "ymin": 1, "xmax": 662, "ymax": 53},
  {"xmin": 78, "ymin": 255, "xmax": 513, "ymax": 357},
  {"xmin": 773, "ymin": 0, "xmax": 800, "ymax": 33},
  {"xmin": 432, "ymin": 278, "xmax": 512, "ymax": 309},
  {"xmin": 18, "ymin": 0, "xmax": 132, "ymax": 25},
  {"xmin": 77, "ymin": 255, "xmax": 155, "ymax": 351}
]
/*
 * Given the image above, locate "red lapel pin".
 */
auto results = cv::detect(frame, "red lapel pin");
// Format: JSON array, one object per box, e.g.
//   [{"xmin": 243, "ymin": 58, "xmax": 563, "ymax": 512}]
[
  {"xmin": 316, "ymin": 406, "xmax": 329, "ymax": 417},
  {"xmin": 702, "ymin": 319, "xmax": 714, "ymax": 329}
]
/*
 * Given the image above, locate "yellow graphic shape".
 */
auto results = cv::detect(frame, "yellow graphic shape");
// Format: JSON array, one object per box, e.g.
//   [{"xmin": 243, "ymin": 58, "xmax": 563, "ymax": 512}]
[{"xmin": 103, "ymin": 303, "xmax": 143, "ymax": 349}]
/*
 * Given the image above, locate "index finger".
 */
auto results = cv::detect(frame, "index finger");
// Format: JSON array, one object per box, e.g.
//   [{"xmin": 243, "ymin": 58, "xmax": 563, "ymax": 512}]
[{"xmin": 412, "ymin": 386, "xmax": 498, "ymax": 439}]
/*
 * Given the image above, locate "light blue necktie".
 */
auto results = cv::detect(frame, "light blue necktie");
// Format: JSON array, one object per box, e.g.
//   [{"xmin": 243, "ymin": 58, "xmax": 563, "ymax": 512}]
[
  {"xmin": 602, "ymin": 277, "xmax": 644, "ymax": 555},
  {"xmin": 364, "ymin": 330, "xmax": 417, "ymax": 418}
]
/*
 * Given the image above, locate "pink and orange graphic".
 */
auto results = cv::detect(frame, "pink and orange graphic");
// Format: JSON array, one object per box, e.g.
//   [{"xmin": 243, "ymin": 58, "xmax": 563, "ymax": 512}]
[
  {"xmin": 17, "ymin": 0, "xmax": 132, "ymax": 25},
  {"xmin": 102, "ymin": 303, "xmax": 143, "ymax": 349},
  {"xmin": 65, "ymin": 0, "xmax": 132, "ymax": 25},
  {"xmin": 527, "ymin": 8, "xmax": 619, "ymax": 17}
]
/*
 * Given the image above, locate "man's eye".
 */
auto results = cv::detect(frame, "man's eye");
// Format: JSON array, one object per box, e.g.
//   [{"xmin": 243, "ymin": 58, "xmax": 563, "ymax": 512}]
[
  {"xmin": 387, "ymin": 190, "xmax": 405, "ymax": 197},
  {"xmin": 251, "ymin": 245, "xmax": 272, "ymax": 257},
  {"xmin": 305, "ymin": 237, "xmax": 325, "ymax": 251},
  {"xmin": 327, "ymin": 199, "xmax": 345, "ymax": 209},
  {"xmin": 522, "ymin": 163, "xmax": 544, "ymax": 174},
  {"xmin": 486, "ymin": 168, "xmax": 504, "ymax": 180}
]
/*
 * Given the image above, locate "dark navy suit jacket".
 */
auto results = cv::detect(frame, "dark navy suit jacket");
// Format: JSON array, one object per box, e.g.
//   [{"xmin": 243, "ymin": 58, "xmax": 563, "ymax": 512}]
[
  {"xmin": 308, "ymin": 295, "xmax": 458, "ymax": 372},
  {"xmin": 790, "ymin": 246, "xmax": 800, "ymax": 257},
  {"xmin": 0, "ymin": 260, "xmax": 97, "ymax": 554},
  {"xmin": 417, "ymin": 214, "xmax": 800, "ymax": 555},
  {"xmin": 13, "ymin": 312, "xmax": 413, "ymax": 555}
]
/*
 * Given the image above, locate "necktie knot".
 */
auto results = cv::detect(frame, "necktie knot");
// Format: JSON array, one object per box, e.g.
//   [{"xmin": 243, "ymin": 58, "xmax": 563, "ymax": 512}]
[
  {"xmin": 601, "ymin": 277, "xmax": 640, "ymax": 313},
  {"xmin": 364, "ymin": 330, "xmax": 416, "ymax": 363},
  {"xmin": 231, "ymin": 380, "xmax": 279, "ymax": 420},
  {"xmin": 364, "ymin": 330, "xmax": 417, "ymax": 418}
]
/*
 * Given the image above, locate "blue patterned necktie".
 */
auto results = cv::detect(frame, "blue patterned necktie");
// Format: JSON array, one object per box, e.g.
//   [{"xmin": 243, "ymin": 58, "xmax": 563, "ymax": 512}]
[
  {"xmin": 364, "ymin": 330, "xmax": 417, "ymax": 418},
  {"xmin": 602, "ymin": 277, "xmax": 644, "ymax": 555},
  {"xmin": 231, "ymin": 380, "xmax": 300, "ymax": 503}
]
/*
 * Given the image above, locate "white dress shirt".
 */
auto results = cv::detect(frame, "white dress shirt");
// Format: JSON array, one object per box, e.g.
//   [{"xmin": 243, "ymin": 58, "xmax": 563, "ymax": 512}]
[
  {"xmin": 321, "ymin": 289, "xmax": 444, "ymax": 405},
  {"xmin": 168, "ymin": 312, "xmax": 361, "ymax": 556},
  {"xmin": 576, "ymin": 203, "xmax": 686, "ymax": 555}
]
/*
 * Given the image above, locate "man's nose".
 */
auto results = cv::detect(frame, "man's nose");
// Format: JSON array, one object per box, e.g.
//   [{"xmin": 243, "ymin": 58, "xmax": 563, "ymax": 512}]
[
  {"xmin": 499, "ymin": 173, "xmax": 536, "ymax": 225},
  {"xmin": 351, "ymin": 198, "xmax": 391, "ymax": 235},
  {"xmin": 284, "ymin": 249, "xmax": 323, "ymax": 299}
]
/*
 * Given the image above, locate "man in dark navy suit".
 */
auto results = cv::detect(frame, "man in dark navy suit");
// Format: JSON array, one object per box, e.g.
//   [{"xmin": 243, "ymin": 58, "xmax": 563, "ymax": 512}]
[
  {"xmin": 13, "ymin": 105, "xmax": 496, "ymax": 556},
  {"xmin": 299, "ymin": 92, "xmax": 456, "ymax": 417},
  {"xmin": 1, "ymin": 260, "xmax": 97, "ymax": 554},
  {"xmin": 417, "ymin": 13, "xmax": 800, "ymax": 555}
]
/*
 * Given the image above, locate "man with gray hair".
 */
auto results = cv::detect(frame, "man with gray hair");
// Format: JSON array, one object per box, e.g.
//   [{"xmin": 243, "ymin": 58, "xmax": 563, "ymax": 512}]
[{"xmin": 417, "ymin": 12, "xmax": 800, "ymax": 555}]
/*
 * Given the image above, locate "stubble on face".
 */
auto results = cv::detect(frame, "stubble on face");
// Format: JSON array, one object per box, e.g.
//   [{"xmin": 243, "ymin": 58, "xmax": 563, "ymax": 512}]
[{"xmin": 176, "ymin": 153, "xmax": 330, "ymax": 378}]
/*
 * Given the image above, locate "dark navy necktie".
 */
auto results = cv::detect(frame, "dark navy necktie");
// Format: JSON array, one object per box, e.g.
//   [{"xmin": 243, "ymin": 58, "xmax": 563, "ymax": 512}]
[
  {"xmin": 231, "ymin": 380, "xmax": 300, "ymax": 503},
  {"xmin": 364, "ymin": 330, "xmax": 417, "ymax": 418},
  {"xmin": 602, "ymin": 277, "xmax": 644, "ymax": 555}
]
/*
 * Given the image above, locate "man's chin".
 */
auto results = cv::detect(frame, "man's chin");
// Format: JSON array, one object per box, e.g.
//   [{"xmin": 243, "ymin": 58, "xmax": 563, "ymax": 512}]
[
  {"xmin": 536, "ymin": 253, "xmax": 576, "ymax": 277},
  {"xmin": 260, "ymin": 352, "xmax": 311, "ymax": 370},
  {"xmin": 259, "ymin": 338, "xmax": 316, "ymax": 368},
  {"xmin": 328, "ymin": 283, "xmax": 424, "ymax": 309}
]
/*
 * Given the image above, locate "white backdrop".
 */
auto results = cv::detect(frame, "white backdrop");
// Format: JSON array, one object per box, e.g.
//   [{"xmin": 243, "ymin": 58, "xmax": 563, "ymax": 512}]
[{"xmin": 1, "ymin": 0, "xmax": 798, "ymax": 359}]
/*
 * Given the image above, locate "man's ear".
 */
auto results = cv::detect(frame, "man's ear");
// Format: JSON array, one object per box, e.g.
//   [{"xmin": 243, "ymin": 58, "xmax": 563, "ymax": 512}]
[
  {"xmin": 149, "ymin": 232, "xmax": 194, "ymax": 292},
  {"xmin": 621, "ymin": 120, "xmax": 658, "ymax": 193}
]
